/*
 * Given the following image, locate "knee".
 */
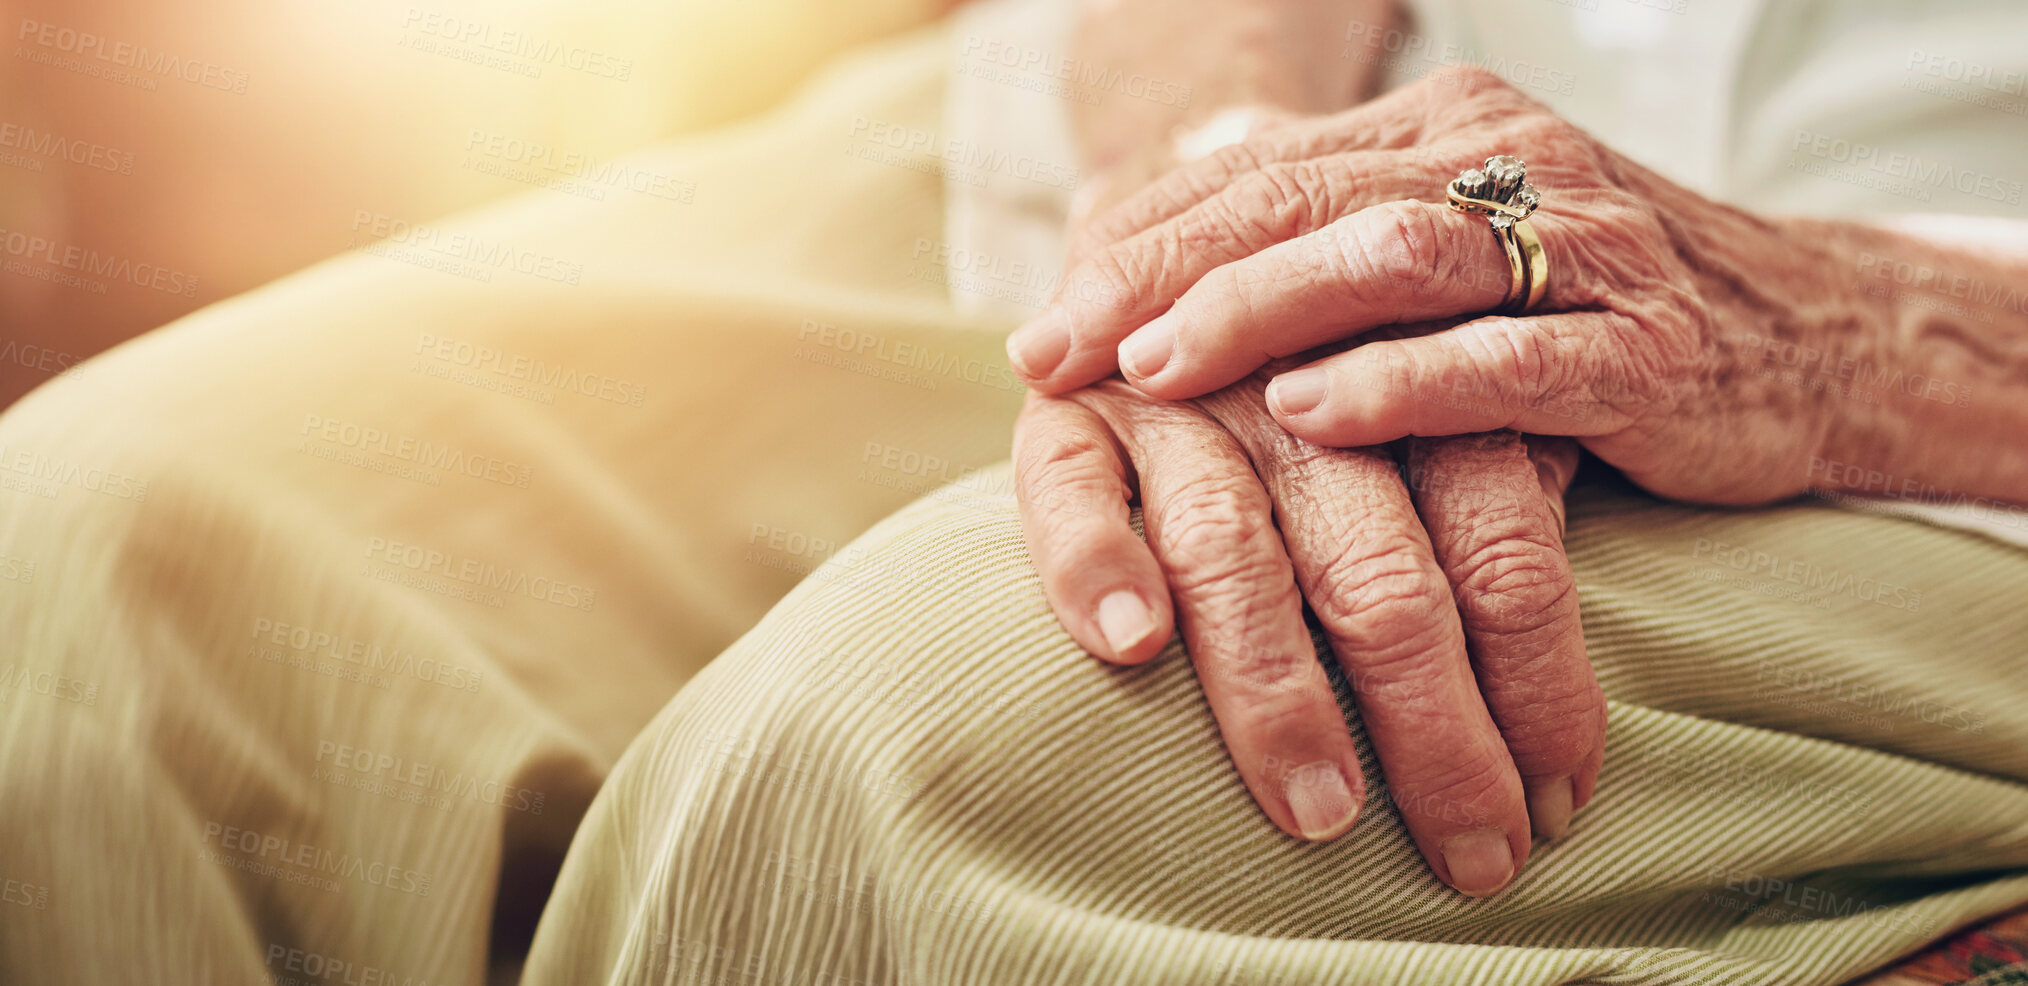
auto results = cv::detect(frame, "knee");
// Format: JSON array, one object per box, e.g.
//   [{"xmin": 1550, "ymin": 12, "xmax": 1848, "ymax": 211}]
[
  {"xmin": 533, "ymin": 473, "xmax": 1352, "ymax": 984},
  {"xmin": 540, "ymin": 475, "xmax": 1159, "ymax": 973},
  {"xmin": 701, "ymin": 472, "xmax": 1150, "ymax": 807},
  {"xmin": 625, "ymin": 472, "xmax": 1091, "ymax": 832}
]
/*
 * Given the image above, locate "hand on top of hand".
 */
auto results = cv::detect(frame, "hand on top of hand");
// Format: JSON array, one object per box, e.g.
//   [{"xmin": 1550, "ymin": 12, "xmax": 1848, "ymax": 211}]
[
  {"xmin": 1013, "ymin": 64, "xmax": 1610, "ymax": 895},
  {"xmin": 1015, "ymin": 371, "xmax": 1603, "ymax": 896},
  {"xmin": 1011, "ymin": 65, "xmax": 1881, "ymax": 506}
]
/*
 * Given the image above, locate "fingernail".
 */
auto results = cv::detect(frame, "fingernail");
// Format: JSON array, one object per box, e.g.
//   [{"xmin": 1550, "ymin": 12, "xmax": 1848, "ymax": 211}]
[
  {"xmin": 1006, "ymin": 312, "xmax": 1071, "ymax": 379},
  {"xmin": 1268, "ymin": 369, "xmax": 1327, "ymax": 415},
  {"xmin": 1286, "ymin": 762, "xmax": 1360, "ymax": 841},
  {"xmin": 1527, "ymin": 775, "xmax": 1576, "ymax": 841},
  {"xmin": 1441, "ymin": 829, "xmax": 1516, "ymax": 896},
  {"xmin": 1095, "ymin": 589, "xmax": 1158, "ymax": 659},
  {"xmin": 1119, "ymin": 315, "xmax": 1175, "ymax": 379}
]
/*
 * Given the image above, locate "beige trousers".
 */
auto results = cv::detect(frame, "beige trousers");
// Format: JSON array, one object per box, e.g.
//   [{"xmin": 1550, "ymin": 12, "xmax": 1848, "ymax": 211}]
[
  {"xmin": 1, "ymin": 22, "xmax": 2024, "ymax": 986},
  {"xmin": 0, "ymin": 25, "xmax": 1014, "ymax": 984}
]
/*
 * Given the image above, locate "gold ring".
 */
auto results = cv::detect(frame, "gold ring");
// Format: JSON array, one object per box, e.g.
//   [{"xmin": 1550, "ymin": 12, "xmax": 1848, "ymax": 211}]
[{"xmin": 1446, "ymin": 155, "xmax": 1546, "ymax": 316}]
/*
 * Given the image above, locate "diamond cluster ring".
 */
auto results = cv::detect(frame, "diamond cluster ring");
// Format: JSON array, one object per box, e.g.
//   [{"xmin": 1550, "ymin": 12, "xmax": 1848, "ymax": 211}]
[{"xmin": 1447, "ymin": 155, "xmax": 1547, "ymax": 316}]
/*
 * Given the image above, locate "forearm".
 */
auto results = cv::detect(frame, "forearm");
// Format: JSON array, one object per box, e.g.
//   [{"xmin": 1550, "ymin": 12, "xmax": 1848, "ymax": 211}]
[{"xmin": 1789, "ymin": 218, "xmax": 2028, "ymax": 505}]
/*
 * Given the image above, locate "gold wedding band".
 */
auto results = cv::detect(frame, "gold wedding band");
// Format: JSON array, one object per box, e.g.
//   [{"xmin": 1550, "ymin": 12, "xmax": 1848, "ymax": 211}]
[{"xmin": 1447, "ymin": 155, "xmax": 1547, "ymax": 316}]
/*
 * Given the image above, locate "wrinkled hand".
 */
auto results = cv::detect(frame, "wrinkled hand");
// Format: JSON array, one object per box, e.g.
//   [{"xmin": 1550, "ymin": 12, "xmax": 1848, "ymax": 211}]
[
  {"xmin": 1014, "ymin": 373, "xmax": 1604, "ymax": 895},
  {"xmin": 1009, "ymin": 66, "xmax": 1873, "ymax": 505}
]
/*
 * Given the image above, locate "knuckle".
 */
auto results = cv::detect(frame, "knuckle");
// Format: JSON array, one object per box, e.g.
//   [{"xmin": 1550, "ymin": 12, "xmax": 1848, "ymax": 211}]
[
  {"xmin": 1263, "ymin": 437, "xmax": 1352, "ymax": 483},
  {"xmin": 1447, "ymin": 527, "xmax": 1576, "ymax": 639},
  {"xmin": 1072, "ymin": 248, "xmax": 1146, "ymax": 323},
  {"xmin": 1016, "ymin": 424, "xmax": 1111, "ymax": 485},
  {"xmin": 1014, "ymin": 426, "xmax": 1118, "ymax": 516},
  {"xmin": 1110, "ymin": 151, "xmax": 1254, "ymax": 243},
  {"xmin": 1335, "ymin": 201, "xmax": 1444, "ymax": 298},
  {"xmin": 1265, "ymin": 160, "xmax": 1344, "ymax": 232},
  {"xmin": 1200, "ymin": 165, "xmax": 1315, "ymax": 253},
  {"xmin": 1308, "ymin": 537, "xmax": 1452, "ymax": 658},
  {"xmin": 1406, "ymin": 428, "xmax": 1491, "ymax": 474},
  {"xmin": 1439, "ymin": 320, "xmax": 1546, "ymax": 415},
  {"xmin": 1203, "ymin": 645, "xmax": 1332, "ymax": 710},
  {"xmin": 1493, "ymin": 321, "xmax": 1555, "ymax": 403},
  {"xmin": 1154, "ymin": 475, "xmax": 1286, "ymax": 591},
  {"xmin": 1443, "ymin": 536, "xmax": 1598, "ymax": 773},
  {"xmin": 1582, "ymin": 185, "xmax": 1650, "ymax": 225},
  {"xmin": 1528, "ymin": 117, "xmax": 1615, "ymax": 186},
  {"xmin": 1202, "ymin": 140, "xmax": 1271, "ymax": 191}
]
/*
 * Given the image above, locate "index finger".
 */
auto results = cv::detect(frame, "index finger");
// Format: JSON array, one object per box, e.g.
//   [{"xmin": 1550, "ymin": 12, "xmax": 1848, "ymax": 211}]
[
  {"xmin": 1013, "ymin": 393, "xmax": 1174, "ymax": 665},
  {"xmin": 1008, "ymin": 149, "xmax": 1447, "ymax": 394}
]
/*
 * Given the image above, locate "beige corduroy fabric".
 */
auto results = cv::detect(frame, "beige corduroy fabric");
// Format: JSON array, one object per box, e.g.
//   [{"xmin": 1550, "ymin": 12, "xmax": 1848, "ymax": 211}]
[
  {"xmin": 0, "ymin": 24, "xmax": 1013, "ymax": 985},
  {"xmin": 0, "ymin": 18, "xmax": 2022, "ymax": 986},
  {"xmin": 521, "ymin": 469, "xmax": 2028, "ymax": 986}
]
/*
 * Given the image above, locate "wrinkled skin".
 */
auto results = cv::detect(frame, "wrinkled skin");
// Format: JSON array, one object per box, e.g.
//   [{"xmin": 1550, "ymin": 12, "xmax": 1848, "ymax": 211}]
[
  {"xmin": 1015, "ymin": 24, "xmax": 1610, "ymax": 897},
  {"xmin": 1010, "ymin": 65, "xmax": 1893, "ymax": 505},
  {"xmin": 1016, "ymin": 361, "xmax": 1605, "ymax": 896},
  {"xmin": 1014, "ymin": 1, "xmax": 2028, "ymax": 904}
]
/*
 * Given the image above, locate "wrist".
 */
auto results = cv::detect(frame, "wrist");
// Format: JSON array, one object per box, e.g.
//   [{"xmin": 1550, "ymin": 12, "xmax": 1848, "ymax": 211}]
[
  {"xmin": 1067, "ymin": 0, "xmax": 1395, "ymax": 173},
  {"xmin": 1791, "ymin": 218, "xmax": 2028, "ymax": 504}
]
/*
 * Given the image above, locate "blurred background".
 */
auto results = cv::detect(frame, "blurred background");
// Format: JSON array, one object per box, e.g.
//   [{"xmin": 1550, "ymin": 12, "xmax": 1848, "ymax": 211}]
[{"xmin": 0, "ymin": 0, "xmax": 954, "ymax": 409}]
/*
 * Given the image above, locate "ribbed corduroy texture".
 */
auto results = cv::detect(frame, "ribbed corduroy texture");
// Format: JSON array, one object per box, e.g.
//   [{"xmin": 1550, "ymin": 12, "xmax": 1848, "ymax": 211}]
[
  {"xmin": 0, "ymin": 25, "xmax": 1003, "ymax": 984},
  {"xmin": 0, "ymin": 17, "xmax": 2021, "ymax": 986},
  {"xmin": 525, "ymin": 473, "xmax": 2028, "ymax": 986}
]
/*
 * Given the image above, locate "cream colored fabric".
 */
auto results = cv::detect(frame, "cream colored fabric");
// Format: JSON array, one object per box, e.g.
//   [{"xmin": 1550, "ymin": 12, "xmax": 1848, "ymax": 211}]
[
  {"xmin": 0, "ymin": 25, "xmax": 1017, "ymax": 984},
  {"xmin": 0, "ymin": 16, "xmax": 2024, "ymax": 986}
]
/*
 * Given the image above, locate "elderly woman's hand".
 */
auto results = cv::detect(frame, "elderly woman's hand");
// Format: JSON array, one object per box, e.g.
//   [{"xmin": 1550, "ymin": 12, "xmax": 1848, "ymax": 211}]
[
  {"xmin": 1008, "ymin": 66, "xmax": 2028, "ymax": 506},
  {"xmin": 1015, "ymin": 370, "xmax": 1605, "ymax": 896}
]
